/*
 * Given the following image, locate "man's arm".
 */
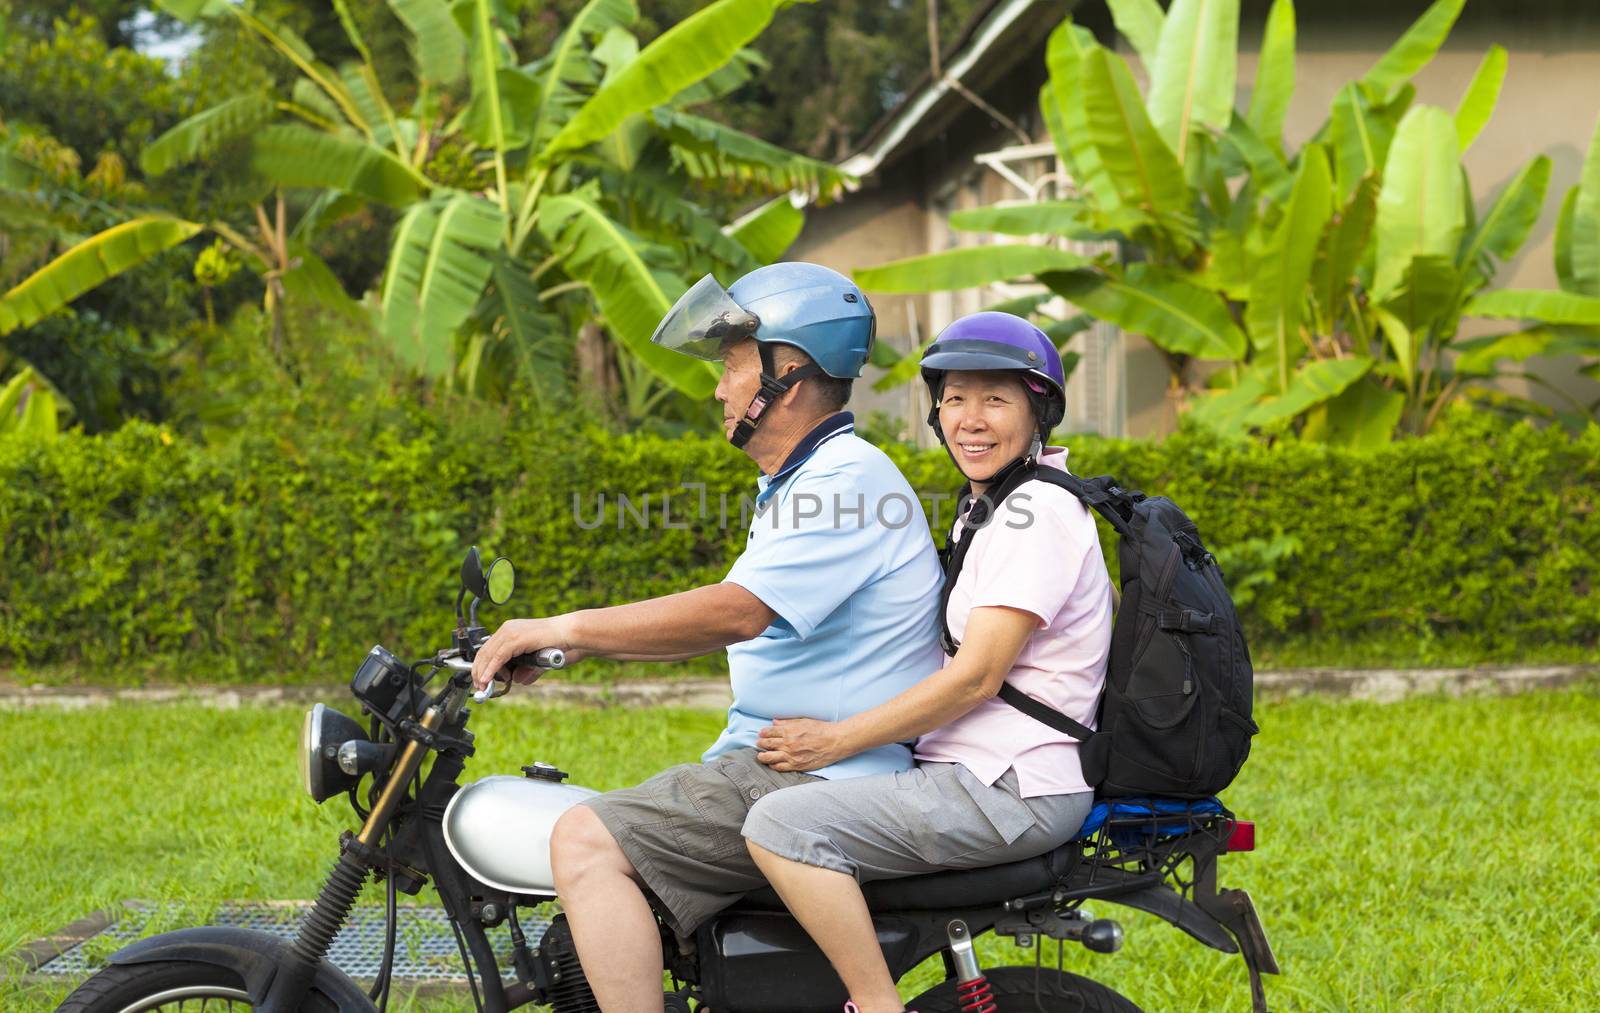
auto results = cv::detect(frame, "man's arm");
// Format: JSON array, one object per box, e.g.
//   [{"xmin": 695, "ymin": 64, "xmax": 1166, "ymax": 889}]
[{"xmin": 470, "ymin": 582, "xmax": 776, "ymax": 690}]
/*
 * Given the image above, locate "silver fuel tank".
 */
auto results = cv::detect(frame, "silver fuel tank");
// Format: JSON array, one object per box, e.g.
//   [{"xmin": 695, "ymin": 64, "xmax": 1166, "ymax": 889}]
[{"xmin": 442, "ymin": 775, "xmax": 600, "ymax": 894}]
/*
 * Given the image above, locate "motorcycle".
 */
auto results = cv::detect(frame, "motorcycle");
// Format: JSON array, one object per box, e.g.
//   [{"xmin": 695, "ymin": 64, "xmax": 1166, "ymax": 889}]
[{"xmin": 59, "ymin": 547, "xmax": 1278, "ymax": 1013}]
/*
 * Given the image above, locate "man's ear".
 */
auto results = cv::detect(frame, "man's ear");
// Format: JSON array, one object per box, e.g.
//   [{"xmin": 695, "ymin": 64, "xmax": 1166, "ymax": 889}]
[{"xmin": 778, "ymin": 361, "xmax": 806, "ymax": 407}]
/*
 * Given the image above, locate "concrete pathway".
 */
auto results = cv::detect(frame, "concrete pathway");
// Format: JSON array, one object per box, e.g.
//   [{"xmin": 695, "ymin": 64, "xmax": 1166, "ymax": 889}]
[{"xmin": 2, "ymin": 664, "xmax": 1594, "ymax": 710}]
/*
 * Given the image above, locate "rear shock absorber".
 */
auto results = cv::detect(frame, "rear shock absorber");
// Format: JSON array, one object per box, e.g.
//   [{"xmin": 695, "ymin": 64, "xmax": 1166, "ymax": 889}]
[{"xmin": 946, "ymin": 919, "xmax": 996, "ymax": 1013}]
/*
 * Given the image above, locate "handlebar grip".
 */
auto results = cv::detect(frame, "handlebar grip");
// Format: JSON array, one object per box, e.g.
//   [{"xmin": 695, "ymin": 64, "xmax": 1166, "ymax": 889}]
[{"xmin": 511, "ymin": 648, "xmax": 566, "ymax": 670}]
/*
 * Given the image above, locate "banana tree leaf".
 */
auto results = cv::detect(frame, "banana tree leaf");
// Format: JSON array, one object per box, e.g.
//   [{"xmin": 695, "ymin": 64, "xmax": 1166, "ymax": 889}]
[
  {"xmin": 1082, "ymin": 48, "xmax": 1188, "ymax": 216},
  {"xmin": 537, "ymin": 191, "xmax": 718, "ymax": 397},
  {"xmin": 1457, "ymin": 155, "xmax": 1549, "ymax": 279},
  {"xmin": 487, "ymin": 255, "xmax": 572, "ymax": 403},
  {"xmin": 726, "ymin": 195, "xmax": 804, "ymax": 263},
  {"xmin": 527, "ymin": 0, "xmax": 637, "ymax": 149},
  {"xmin": 1465, "ymin": 288, "xmax": 1600, "ymax": 325},
  {"xmin": 1045, "ymin": 264, "xmax": 1246, "ymax": 360},
  {"xmin": 1570, "ymin": 114, "xmax": 1600, "ymax": 296},
  {"xmin": 282, "ymin": 242, "xmax": 365, "ymax": 321},
  {"xmin": 872, "ymin": 337, "xmax": 935, "ymax": 392},
  {"xmin": 1453, "ymin": 44, "xmax": 1506, "ymax": 152},
  {"xmin": 1041, "ymin": 313, "xmax": 1095, "ymax": 346},
  {"xmin": 251, "ymin": 125, "xmax": 429, "ymax": 207},
  {"xmin": 154, "ymin": 0, "xmax": 228, "ymax": 18},
  {"xmin": 1362, "ymin": 0, "xmax": 1465, "ymax": 94},
  {"xmin": 235, "ymin": 7, "xmax": 370, "ymax": 137},
  {"xmin": 291, "ymin": 78, "xmax": 347, "ymax": 129},
  {"xmin": 1147, "ymin": 0, "xmax": 1239, "ymax": 163},
  {"xmin": 388, "ymin": 0, "xmax": 467, "ymax": 84},
  {"xmin": 983, "ymin": 292, "xmax": 1055, "ymax": 318},
  {"xmin": 1184, "ymin": 365, "xmax": 1273, "ymax": 434},
  {"xmin": 673, "ymin": 47, "xmax": 766, "ymax": 107},
  {"xmin": 1247, "ymin": 0, "xmax": 1296, "ymax": 153},
  {"xmin": 463, "ymin": 65, "xmax": 543, "ymax": 150},
  {"xmin": 378, "ymin": 193, "xmax": 506, "ymax": 377},
  {"xmin": 1555, "ymin": 185, "xmax": 1579, "ymax": 292},
  {"xmin": 652, "ymin": 107, "xmax": 850, "ymax": 198},
  {"xmin": 1312, "ymin": 176, "xmax": 1379, "ymax": 335},
  {"xmin": 1105, "ymin": 0, "xmax": 1165, "ymax": 70},
  {"xmin": 855, "ymin": 245, "xmax": 1091, "ymax": 294},
  {"xmin": 950, "ymin": 201, "xmax": 1092, "ymax": 237},
  {"xmin": 1044, "ymin": 22, "xmax": 1121, "ymax": 211},
  {"xmin": 1223, "ymin": 114, "xmax": 1290, "ymax": 203},
  {"xmin": 140, "ymin": 93, "xmax": 275, "ymax": 177},
  {"xmin": 601, "ymin": 166, "xmax": 756, "ymax": 275},
  {"xmin": 1382, "ymin": 254, "xmax": 1460, "ymax": 335},
  {"xmin": 1244, "ymin": 356, "xmax": 1374, "ymax": 426},
  {"xmin": 541, "ymin": 0, "xmax": 798, "ymax": 161},
  {"xmin": 0, "ymin": 217, "xmax": 203, "ymax": 337},
  {"xmin": 1370, "ymin": 306, "xmax": 1416, "ymax": 388},
  {"xmin": 16, "ymin": 381, "xmax": 59, "ymax": 440},
  {"xmin": 1301, "ymin": 378, "xmax": 1403, "ymax": 447},
  {"xmin": 868, "ymin": 339, "xmax": 903, "ymax": 369},
  {"xmin": 1452, "ymin": 329, "xmax": 1556, "ymax": 375},
  {"xmin": 1329, "ymin": 82, "xmax": 1407, "ymax": 201},
  {"xmin": 339, "ymin": 62, "xmax": 396, "ymax": 142},
  {"xmin": 1247, "ymin": 145, "xmax": 1333, "ymax": 390},
  {"xmin": 592, "ymin": 25, "xmax": 640, "ymax": 84},
  {"xmin": 1373, "ymin": 105, "xmax": 1464, "ymax": 299},
  {"xmin": 0, "ymin": 367, "xmax": 44, "ymax": 427}
]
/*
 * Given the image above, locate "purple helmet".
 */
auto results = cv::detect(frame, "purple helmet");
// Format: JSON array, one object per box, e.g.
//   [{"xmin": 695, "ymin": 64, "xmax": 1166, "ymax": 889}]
[{"xmin": 920, "ymin": 311, "xmax": 1067, "ymax": 436}]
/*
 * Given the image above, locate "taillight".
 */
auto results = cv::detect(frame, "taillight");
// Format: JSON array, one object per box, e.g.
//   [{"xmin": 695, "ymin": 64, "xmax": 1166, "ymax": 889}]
[{"xmin": 1226, "ymin": 820, "xmax": 1256, "ymax": 852}]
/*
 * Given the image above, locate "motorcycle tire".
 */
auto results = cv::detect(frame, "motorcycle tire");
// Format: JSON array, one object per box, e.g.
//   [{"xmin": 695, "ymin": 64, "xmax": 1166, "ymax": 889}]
[
  {"xmin": 908, "ymin": 966, "xmax": 1144, "ymax": 1013},
  {"xmin": 55, "ymin": 959, "xmax": 338, "ymax": 1012}
]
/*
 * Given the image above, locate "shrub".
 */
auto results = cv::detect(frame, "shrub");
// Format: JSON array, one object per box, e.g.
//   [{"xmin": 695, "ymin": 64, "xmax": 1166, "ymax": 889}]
[{"xmin": 1, "ymin": 409, "xmax": 1595, "ymax": 682}]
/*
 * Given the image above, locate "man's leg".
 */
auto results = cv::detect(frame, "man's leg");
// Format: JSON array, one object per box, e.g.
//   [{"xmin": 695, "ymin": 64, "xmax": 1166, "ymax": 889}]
[{"xmin": 550, "ymin": 805, "xmax": 663, "ymax": 1013}]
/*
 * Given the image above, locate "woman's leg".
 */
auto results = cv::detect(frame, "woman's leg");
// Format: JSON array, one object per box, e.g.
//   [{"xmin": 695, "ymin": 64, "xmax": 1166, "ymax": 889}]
[{"xmin": 746, "ymin": 840, "xmax": 904, "ymax": 1013}]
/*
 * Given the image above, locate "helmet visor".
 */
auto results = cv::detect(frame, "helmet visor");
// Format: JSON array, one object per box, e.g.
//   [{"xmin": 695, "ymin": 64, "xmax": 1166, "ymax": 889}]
[{"xmin": 650, "ymin": 274, "xmax": 760, "ymax": 362}]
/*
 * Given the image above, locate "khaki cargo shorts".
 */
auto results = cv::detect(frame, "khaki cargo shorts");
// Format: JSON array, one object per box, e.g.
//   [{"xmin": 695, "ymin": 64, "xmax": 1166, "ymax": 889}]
[{"xmin": 580, "ymin": 747, "xmax": 819, "ymax": 935}]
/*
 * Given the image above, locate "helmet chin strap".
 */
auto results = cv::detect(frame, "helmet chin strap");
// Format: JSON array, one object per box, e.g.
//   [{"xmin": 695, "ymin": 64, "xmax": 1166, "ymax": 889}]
[{"xmin": 729, "ymin": 342, "xmax": 824, "ymax": 450}]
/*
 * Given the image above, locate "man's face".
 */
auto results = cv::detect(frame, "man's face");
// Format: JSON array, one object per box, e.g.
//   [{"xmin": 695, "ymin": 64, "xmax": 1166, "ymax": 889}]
[{"xmin": 714, "ymin": 339, "xmax": 763, "ymax": 443}]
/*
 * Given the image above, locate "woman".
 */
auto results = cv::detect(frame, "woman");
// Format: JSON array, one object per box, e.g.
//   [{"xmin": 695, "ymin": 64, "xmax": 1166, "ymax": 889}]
[{"xmin": 742, "ymin": 311, "xmax": 1115, "ymax": 1013}]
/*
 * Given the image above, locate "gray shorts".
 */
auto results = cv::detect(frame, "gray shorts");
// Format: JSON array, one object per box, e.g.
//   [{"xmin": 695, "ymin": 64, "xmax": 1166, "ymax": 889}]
[
  {"xmin": 741, "ymin": 762, "xmax": 1093, "ymax": 882},
  {"xmin": 580, "ymin": 748, "xmax": 819, "ymax": 935}
]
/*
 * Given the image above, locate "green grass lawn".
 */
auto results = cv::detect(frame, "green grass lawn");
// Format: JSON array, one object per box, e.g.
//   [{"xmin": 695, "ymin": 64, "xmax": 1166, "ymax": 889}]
[{"xmin": 4, "ymin": 687, "xmax": 1599, "ymax": 1011}]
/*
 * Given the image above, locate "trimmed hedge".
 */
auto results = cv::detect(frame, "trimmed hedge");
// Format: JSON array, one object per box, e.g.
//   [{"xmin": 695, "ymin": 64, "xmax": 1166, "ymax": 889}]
[{"xmin": 1, "ymin": 410, "xmax": 1597, "ymax": 682}]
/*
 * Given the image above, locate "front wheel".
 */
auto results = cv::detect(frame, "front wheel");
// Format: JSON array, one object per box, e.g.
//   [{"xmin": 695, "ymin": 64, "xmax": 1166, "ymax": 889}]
[
  {"xmin": 909, "ymin": 966, "xmax": 1144, "ymax": 1013},
  {"xmin": 57, "ymin": 961, "xmax": 260, "ymax": 1012}
]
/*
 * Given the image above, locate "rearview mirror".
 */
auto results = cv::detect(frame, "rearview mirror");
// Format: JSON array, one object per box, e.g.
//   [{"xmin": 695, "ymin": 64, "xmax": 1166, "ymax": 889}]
[{"xmin": 485, "ymin": 557, "xmax": 515, "ymax": 605}]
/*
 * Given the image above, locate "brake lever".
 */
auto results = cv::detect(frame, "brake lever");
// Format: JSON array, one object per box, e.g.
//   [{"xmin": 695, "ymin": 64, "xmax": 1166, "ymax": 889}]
[{"xmin": 471, "ymin": 647, "xmax": 566, "ymax": 703}]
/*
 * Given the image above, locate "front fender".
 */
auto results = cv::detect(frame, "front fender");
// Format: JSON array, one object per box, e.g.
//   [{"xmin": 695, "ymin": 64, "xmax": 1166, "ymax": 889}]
[{"xmin": 111, "ymin": 925, "xmax": 376, "ymax": 1012}]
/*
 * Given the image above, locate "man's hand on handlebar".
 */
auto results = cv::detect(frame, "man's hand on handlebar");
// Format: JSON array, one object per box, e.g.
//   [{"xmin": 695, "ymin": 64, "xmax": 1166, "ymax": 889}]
[{"xmin": 470, "ymin": 615, "xmax": 579, "ymax": 693}]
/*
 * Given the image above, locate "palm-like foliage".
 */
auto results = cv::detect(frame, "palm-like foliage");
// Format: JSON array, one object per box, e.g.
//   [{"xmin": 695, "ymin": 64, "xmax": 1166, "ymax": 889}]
[
  {"xmin": 151, "ymin": 0, "xmax": 846, "ymax": 418},
  {"xmin": 856, "ymin": 0, "xmax": 1600, "ymax": 441}
]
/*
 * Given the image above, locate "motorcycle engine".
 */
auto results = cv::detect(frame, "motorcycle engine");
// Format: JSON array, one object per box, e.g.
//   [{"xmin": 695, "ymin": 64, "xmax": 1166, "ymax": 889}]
[{"xmin": 537, "ymin": 915, "xmax": 600, "ymax": 1013}]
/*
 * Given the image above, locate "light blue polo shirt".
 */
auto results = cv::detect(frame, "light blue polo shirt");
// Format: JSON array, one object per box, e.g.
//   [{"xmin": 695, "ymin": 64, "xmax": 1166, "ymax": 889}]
[{"xmin": 706, "ymin": 412, "xmax": 945, "ymax": 779}]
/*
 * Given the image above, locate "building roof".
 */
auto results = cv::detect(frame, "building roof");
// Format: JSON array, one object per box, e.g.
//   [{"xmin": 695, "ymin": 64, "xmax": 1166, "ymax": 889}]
[{"xmin": 838, "ymin": 0, "xmax": 1073, "ymax": 180}]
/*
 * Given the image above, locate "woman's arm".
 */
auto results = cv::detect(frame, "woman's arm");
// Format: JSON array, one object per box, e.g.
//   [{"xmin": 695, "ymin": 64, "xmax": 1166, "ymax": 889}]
[{"xmin": 755, "ymin": 604, "xmax": 1037, "ymax": 772}]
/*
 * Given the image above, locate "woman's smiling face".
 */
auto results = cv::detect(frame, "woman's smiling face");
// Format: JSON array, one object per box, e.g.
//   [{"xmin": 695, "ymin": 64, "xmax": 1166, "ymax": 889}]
[{"xmin": 936, "ymin": 370, "xmax": 1036, "ymax": 484}]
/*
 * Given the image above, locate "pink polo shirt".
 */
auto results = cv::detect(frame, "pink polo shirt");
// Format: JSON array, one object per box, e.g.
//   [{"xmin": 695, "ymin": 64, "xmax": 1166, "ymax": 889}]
[{"xmin": 913, "ymin": 448, "xmax": 1114, "ymax": 798}]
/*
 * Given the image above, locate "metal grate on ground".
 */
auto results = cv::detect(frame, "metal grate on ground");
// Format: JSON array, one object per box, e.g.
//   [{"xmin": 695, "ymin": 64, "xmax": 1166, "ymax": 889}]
[{"xmin": 32, "ymin": 901, "xmax": 555, "ymax": 983}]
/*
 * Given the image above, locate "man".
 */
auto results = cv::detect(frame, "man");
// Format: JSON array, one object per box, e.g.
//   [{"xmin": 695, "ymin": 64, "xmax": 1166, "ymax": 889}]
[{"xmin": 470, "ymin": 262, "xmax": 944, "ymax": 1013}]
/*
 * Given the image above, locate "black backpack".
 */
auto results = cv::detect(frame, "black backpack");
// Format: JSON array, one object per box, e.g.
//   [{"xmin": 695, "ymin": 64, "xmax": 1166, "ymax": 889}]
[{"xmin": 938, "ymin": 461, "xmax": 1257, "ymax": 800}]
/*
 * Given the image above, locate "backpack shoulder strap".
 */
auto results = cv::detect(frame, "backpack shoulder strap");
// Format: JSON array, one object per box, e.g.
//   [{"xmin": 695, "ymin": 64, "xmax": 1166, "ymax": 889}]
[
  {"xmin": 1027, "ymin": 469, "xmax": 1138, "ymax": 537},
  {"xmin": 996, "ymin": 682, "xmax": 1095, "ymax": 741}
]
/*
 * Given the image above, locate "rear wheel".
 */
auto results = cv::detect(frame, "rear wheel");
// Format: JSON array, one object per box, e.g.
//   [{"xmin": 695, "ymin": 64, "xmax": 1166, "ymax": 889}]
[
  {"xmin": 909, "ymin": 966, "xmax": 1143, "ymax": 1013},
  {"xmin": 57, "ymin": 961, "xmax": 255, "ymax": 1012}
]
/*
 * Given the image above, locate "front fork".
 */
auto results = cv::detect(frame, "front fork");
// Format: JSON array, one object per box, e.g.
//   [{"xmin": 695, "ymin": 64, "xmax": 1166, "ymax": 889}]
[{"xmin": 259, "ymin": 705, "xmax": 447, "ymax": 1012}]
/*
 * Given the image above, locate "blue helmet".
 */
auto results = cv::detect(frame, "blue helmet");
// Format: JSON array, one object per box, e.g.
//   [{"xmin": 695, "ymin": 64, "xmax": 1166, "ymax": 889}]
[{"xmin": 651, "ymin": 263, "xmax": 876, "ymax": 379}]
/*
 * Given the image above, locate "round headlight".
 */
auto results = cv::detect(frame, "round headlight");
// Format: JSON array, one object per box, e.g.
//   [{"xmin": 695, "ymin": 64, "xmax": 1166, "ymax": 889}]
[{"xmin": 300, "ymin": 703, "xmax": 370, "ymax": 803}]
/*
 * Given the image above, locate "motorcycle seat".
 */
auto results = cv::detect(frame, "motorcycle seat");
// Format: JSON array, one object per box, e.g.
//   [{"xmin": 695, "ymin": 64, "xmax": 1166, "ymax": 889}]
[
  {"xmin": 730, "ymin": 796, "xmax": 1228, "ymax": 914},
  {"xmin": 735, "ymin": 844, "xmax": 1076, "ymax": 913}
]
